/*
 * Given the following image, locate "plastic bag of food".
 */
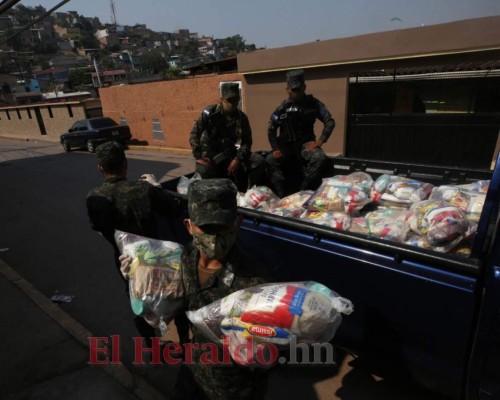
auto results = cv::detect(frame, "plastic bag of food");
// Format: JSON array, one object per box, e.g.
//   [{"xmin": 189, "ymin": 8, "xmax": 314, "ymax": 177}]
[
  {"xmin": 371, "ymin": 174, "xmax": 433, "ymax": 207},
  {"xmin": 186, "ymin": 281, "xmax": 353, "ymax": 366},
  {"xmin": 300, "ymin": 210, "xmax": 351, "ymax": 230},
  {"xmin": 429, "ymin": 185, "xmax": 486, "ymax": 222},
  {"xmin": 268, "ymin": 191, "xmax": 313, "ymax": 218},
  {"xmin": 408, "ymin": 201, "xmax": 476, "ymax": 252},
  {"xmin": 349, "ymin": 217, "xmax": 409, "ymax": 242},
  {"xmin": 408, "ymin": 199, "xmax": 447, "ymax": 235},
  {"xmin": 303, "ymin": 178, "xmax": 370, "ymax": 214},
  {"xmin": 328, "ymin": 172, "xmax": 374, "ymax": 194},
  {"xmin": 405, "ymin": 233, "xmax": 433, "ymax": 250},
  {"xmin": 177, "ymin": 172, "xmax": 201, "ymax": 195},
  {"xmin": 239, "ymin": 186, "xmax": 279, "ymax": 212},
  {"xmin": 364, "ymin": 207, "xmax": 410, "ymax": 222},
  {"xmin": 114, "ymin": 230, "xmax": 185, "ymax": 333},
  {"xmin": 456, "ymin": 180, "xmax": 490, "ymax": 193},
  {"xmin": 273, "ymin": 191, "xmax": 314, "ymax": 209}
]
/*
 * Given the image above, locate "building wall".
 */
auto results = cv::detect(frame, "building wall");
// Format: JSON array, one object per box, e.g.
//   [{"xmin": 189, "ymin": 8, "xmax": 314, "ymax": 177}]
[
  {"xmin": 99, "ymin": 73, "xmax": 242, "ymax": 150},
  {"xmin": 244, "ymin": 69, "xmax": 349, "ymax": 155},
  {"xmin": 0, "ymin": 103, "xmax": 86, "ymax": 141}
]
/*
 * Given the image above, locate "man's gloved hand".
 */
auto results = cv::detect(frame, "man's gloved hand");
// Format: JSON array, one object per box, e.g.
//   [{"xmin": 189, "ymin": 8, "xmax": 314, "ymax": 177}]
[
  {"xmin": 119, "ymin": 254, "xmax": 133, "ymax": 280},
  {"xmin": 140, "ymin": 174, "xmax": 161, "ymax": 187}
]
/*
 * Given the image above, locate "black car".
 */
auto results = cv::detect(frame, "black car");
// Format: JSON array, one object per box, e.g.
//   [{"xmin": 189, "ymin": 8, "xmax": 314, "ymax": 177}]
[{"xmin": 60, "ymin": 117, "xmax": 132, "ymax": 153}]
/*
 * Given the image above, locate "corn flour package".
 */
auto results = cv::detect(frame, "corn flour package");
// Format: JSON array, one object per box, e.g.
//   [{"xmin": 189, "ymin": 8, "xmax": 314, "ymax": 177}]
[{"xmin": 186, "ymin": 281, "xmax": 353, "ymax": 365}]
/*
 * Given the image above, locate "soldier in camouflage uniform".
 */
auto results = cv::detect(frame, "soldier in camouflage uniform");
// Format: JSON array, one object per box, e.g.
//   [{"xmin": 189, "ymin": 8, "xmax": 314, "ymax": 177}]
[
  {"xmin": 266, "ymin": 69, "xmax": 335, "ymax": 197},
  {"xmin": 175, "ymin": 178, "xmax": 271, "ymax": 400},
  {"xmin": 86, "ymin": 141, "xmax": 190, "ymax": 344},
  {"xmin": 190, "ymin": 82, "xmax": 267, "ymax": 192}
]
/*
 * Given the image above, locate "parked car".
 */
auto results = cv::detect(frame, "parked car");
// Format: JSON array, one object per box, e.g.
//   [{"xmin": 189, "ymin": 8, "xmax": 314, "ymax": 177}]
[{"xmin": 60, "ymin": 117, "xmax": 131, "ymax": 153}]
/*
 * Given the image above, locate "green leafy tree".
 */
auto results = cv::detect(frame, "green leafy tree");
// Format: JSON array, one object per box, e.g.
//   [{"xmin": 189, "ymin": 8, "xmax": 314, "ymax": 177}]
[
  {"xmin": 162, "ymin": 66, "xmax": 182, "ymax": 80},
  {"xmin": 68, "ymin": 68, "xmax": 92, "ymax": 89},
  {"xmin": 218, "ymin": 35, "xmax": 245, "ymax": 54},
  {"xmin": 141, "ymin": 50, "xmax": 167, "ymax": 74}
]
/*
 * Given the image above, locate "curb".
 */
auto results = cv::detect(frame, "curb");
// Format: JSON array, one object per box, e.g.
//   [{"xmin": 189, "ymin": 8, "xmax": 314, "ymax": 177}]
[
  {"xmin": 0, "ymin": 258, "xmax": 168, "ymax": 400},
  {"xmin": 127, "ymin": 145, "xmax": 191, "ymax": 156}
]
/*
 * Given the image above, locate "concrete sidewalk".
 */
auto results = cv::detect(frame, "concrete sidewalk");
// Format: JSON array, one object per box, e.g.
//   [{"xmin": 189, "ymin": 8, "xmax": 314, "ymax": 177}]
[{"xmin": 0, "ymin": 258, "xmax": 168, "ymax": 400}]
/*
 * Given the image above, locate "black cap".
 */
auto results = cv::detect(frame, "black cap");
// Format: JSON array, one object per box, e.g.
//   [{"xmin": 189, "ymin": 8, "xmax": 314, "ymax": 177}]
[
  {"xmin": 221, "ymin": 82, "xmax": 240, "ymax": 100},
  {"xmin": 187, "ymin": 178, "xmax": 238, "ymax": 226},
  {"xmin": 286, "ymin": 70, "xmax": 305, "ymax": 89}
]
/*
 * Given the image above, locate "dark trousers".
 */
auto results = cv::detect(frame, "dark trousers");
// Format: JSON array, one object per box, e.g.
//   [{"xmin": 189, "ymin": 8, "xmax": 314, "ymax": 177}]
[
  {"xmin": 266, "ymin": 142, "xmax": 329, "ymax": 196},
  {"xmin": 195, "ymin": 153, "xmax": 268, "ymax": 192}
]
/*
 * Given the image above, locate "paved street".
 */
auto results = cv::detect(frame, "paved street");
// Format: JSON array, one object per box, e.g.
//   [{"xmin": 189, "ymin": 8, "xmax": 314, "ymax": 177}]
[{"xmin": 0, "ymin": 137, "xmax": 447, "ymax": 399}]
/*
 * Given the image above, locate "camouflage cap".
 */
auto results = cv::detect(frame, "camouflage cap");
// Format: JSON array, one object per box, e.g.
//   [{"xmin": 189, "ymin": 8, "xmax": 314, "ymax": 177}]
[
  {"xmin": 96, "ymin": 141, "xmax": 125, "ymax": 166},
  {"xmin": 187, "ymin": 178, "xmax": 238, "ymax": 226},
  {"xmin": 286, "ymin": 69, "xmax": 305, "ymax": 89},
  {"xmin": 220, "ymin": 82, "xmax": 240, "ymax": 100}
]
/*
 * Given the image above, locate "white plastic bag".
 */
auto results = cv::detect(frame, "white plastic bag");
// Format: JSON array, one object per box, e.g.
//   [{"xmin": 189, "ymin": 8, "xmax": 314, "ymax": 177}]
[
  {"xmin": 177, "ymin": 172, "xmax": 201, "ymax": 195},
  {"xmin": 114, "ymin": 230, "xmax": 185, "ymax": 333},
  {"xmin": 186, "ymin": 281, "xmax": 353, "ymax": 366}
]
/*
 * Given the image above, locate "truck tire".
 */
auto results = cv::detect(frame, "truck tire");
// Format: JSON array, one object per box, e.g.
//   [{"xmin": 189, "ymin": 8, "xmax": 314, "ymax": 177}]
[{"xmin": 62, "ymin": 140, "xmax": 71, "ymax": 152}]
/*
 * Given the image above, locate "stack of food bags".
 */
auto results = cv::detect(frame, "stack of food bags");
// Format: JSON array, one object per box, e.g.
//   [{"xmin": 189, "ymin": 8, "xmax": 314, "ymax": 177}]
[
  {"xmin": 187, "ymin": 281, "xmax": 353, "ymax": 366},
  {"xmin": 114, "ymin": 230, "xmax": 185, "ymax": 333}
]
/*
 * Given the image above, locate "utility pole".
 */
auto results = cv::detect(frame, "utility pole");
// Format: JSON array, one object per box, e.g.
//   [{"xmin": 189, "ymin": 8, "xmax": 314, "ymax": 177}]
[{"xmin": 93, "ymin": 56, "xmax": 102, "ymax": 88}]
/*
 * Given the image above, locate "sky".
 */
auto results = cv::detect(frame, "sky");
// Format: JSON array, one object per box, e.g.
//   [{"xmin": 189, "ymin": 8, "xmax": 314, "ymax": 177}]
[{"xmin": 19, "ymin": 0, "xmax": 500, "ymax": 49}]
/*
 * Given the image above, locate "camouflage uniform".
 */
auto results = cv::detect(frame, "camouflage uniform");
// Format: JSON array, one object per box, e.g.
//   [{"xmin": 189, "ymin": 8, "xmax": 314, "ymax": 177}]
[
  {"xmin": 175, "ymin": 179, "xmax": 270, "ymax": 400},
  {"xmin": 267, "ymin": 70, "xmax": 335, "ymax": 195},
  {"xmin": 189, "ymin": 84, "xmax": 267, "ymax": 192},
  {"xmin": 87, "ymin": 177, "xmax": 181, "ymax": 267},
  {"xmin": 87, "ymin": 142, "xmax": 188, "ymax": 345}
]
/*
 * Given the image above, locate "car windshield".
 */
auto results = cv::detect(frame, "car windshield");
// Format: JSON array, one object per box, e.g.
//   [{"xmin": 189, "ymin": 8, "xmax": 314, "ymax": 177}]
[{"xmin": 89, "ymin": 118, "xmax": 118, "ymax": 129}]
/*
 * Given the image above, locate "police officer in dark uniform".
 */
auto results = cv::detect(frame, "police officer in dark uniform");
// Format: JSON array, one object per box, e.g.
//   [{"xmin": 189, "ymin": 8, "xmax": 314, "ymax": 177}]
[
  {"xmin": 189, "ymin": 82, "xmax": 267, "ymax": 192},
  {"xmin": 267, "ymin": 69, "xmax": 335, "ymax": 197},
  {"xmin": 86, "ymin": 141, "xmax": 190, "ymax": 345},
  {"xmin": 175, "ymin": 178, "xmax": 271, "ymax": 399}
]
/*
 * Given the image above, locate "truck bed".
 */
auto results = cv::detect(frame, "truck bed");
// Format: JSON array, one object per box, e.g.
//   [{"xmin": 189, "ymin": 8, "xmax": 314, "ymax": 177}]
[{"xmin": 162, "ymin": 157, "xmax": 500, "ymax": 399}]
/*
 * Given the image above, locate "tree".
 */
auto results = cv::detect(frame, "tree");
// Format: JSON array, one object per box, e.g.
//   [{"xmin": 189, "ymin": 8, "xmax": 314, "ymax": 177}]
[
  {"xmin": 218, "ymin": 35, "xmax": 246, "ymax": 55},
  {"xmin": 68, "ymin": 68, "xmax": 91, "ymax": 89},
  {"xmin": 141, "ymin": 50, "xmax": 167, "ymax": 74},
  {"xmin": 162, "ymin": 66, "xmax": 182, "ymax": 81}
]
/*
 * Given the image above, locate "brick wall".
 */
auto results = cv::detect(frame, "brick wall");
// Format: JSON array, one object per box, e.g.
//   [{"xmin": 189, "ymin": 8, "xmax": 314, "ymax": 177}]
[
  {"xmin": 0, "ymin": 103, "xmax": 86, "ymax": 141},
  {"xmin": 99, "ymin": 73, "xmax": 243, "ymax": 150}
]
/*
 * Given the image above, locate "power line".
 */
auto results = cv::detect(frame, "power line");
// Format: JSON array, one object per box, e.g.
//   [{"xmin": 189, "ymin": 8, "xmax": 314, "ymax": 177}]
[
  {"xmin": 0, "ymin": 0, "xmax": 72, "ymax": 47},
  {"xmin": 0, "ymin": 0, "xmax": 21, "ymax": 16}
]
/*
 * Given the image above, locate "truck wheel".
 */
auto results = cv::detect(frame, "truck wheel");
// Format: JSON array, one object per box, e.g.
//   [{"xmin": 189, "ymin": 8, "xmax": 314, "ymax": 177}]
[
  {"xmin": 62, "ymin": 140, "xmax": 71, "ymax": 152},
  {"xmin": 86, "ymin": 140, "xmax": 96, "ymax": 153}
]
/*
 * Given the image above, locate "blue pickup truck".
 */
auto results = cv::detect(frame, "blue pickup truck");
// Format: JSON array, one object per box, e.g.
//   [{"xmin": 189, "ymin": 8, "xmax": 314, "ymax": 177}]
[{"xmin": 163, "ymin": 156, "xmax": 500, "ymax": 400}]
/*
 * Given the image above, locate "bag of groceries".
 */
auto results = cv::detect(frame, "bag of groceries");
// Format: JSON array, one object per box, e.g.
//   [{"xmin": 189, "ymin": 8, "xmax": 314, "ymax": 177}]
[
  {"xmin": 186, "ymin": 281, "xmax": 353, "ymax": 366},
  {"xmin": 371, "ymin": 174, "xmax": 433, "ymax": 208},
  {"xmin": 114, "ymin": 230, "xmax": 185, "ymax": 333},
  {"xmin": 407, "ymin": 201, "xmax": 476, "ymax": 252},
  {"xmin": 429, "ymin": 184, "xmax": 487, "ymax": 223}
]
